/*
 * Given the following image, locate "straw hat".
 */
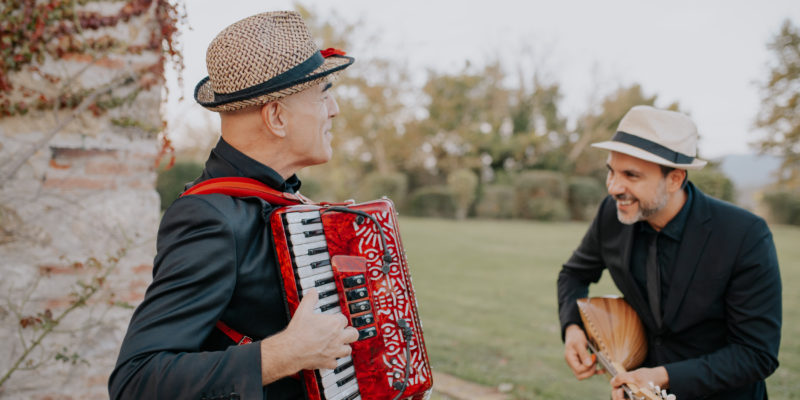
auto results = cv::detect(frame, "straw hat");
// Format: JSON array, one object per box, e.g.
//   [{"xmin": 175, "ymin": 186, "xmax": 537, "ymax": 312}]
[
  {"xmin": 194, "ymin": 11, "xmax": 354, "ymax": 112},
  {"xmin": 591, "ymin": 105, "xmax": 707, "ymax": 170}
]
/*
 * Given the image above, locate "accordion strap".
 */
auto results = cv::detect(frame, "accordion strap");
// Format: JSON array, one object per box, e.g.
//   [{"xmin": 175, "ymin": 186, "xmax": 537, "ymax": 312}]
[{"xmin": 180, "ymin": 176, "xmax": 312, "ymax": 205}]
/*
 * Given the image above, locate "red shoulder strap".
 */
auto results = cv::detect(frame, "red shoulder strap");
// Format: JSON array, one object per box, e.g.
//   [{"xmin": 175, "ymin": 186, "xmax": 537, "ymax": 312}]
[{"xmin": 180, "ymin": 177, "xmax": 312, "ymax": 206}]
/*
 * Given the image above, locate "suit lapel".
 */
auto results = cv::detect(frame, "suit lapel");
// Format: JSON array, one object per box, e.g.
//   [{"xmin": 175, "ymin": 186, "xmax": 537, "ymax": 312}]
[{"xmin": 662, "ymin": 187, "xmax": 711, "ymax": 326}]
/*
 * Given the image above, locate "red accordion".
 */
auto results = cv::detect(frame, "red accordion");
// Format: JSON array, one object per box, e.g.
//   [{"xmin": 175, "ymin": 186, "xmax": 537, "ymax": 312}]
[{"xmin": 271, "ymin": 199, "xmax": 434, "ymax": 400}]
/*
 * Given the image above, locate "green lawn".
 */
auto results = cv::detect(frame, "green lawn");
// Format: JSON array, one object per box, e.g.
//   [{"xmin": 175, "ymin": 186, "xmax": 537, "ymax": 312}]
[{"xmin": 398, "ymin": 217, "xmax": 800, "ymax": 399}]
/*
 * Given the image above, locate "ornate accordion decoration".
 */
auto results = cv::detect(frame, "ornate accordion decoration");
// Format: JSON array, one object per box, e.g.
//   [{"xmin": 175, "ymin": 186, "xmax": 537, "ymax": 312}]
[{"xmin": 271, "ymin": 199, "xmax": 433, "ymax": 400}]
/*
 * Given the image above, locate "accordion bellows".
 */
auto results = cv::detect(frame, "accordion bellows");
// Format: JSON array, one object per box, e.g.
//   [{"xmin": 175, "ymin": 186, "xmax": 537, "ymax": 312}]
[{"xmin": 577, "ymin": 297, "xmax": 647, "ymax": 371}]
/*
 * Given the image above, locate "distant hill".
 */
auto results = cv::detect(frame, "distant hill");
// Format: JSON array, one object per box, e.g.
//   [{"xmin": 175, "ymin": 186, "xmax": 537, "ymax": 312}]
[{"xmin": 716, "ymin": 153, "xmax": 781, "ymax": 209}]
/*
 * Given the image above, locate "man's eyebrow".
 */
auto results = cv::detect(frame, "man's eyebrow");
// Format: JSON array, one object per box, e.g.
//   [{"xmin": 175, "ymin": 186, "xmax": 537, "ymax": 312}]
[{"xmin": 322, "ymin": 82, "xmax": 333, "ymax": 92}]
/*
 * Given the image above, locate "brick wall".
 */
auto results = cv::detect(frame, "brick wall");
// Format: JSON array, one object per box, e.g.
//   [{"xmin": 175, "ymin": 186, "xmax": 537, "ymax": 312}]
[{"xmin": 0, "ymin": 2, "xmax": 165, "ymax": 398}]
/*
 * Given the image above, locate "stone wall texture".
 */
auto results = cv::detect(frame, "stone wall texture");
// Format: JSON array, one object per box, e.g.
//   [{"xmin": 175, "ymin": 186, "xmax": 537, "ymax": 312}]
[{"xmin": 0, "ymin": 1, "xmax": 164, "ymax": 398}]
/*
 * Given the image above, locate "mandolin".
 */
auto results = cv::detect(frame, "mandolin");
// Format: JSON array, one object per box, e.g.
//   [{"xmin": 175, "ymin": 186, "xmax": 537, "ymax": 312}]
[{"xmin": 577, "ymin": 296, "xmax": 676, "ymax": 400}]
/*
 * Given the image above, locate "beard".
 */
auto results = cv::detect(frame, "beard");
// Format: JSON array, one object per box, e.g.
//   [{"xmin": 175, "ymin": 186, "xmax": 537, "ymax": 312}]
[{"xmin": 615, "ymin": 179, "xmax": 669, "ymax": 225}]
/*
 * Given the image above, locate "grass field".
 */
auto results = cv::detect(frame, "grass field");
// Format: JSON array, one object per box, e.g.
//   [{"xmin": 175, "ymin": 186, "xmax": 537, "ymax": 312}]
[{"xmin": 398, "ymin": 216, "xmax": 800, "ymax": 399}]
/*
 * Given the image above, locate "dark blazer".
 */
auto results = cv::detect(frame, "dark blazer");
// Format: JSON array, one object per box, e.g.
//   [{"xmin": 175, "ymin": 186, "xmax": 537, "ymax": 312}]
[
  {"xmin": 109, "ymin": 139, "xmax": 304, "ymax": 399},
  {"xmin": 557, "ymin": 182, "xmax": 781, "ymax": 400}
]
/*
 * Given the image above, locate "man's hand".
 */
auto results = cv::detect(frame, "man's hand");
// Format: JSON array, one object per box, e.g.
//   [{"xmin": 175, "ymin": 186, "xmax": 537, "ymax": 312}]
[
  {"xmin": 610, "ymin": 366, "xmax": 669, "ymax": 400},
  {"xmin": 260, "ymin": 289, "xmax": 359, "ymax": 385},
  {"xmin": 563, "ymin": 324, "xmax": 600, "ymax": 380}
]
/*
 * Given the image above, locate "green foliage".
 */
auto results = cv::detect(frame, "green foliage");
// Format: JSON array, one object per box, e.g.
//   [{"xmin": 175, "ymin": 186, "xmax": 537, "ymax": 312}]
[
  {"xmin": 567, "ymin": 176, "xmax": 606, "ymax": 220},
  {"xmin": 405, "ymin": 186, "xmax": 456, "ymax": 219},
  {"xmin": 513, "ymin": 170, "xmax": 569, "ymax": 221},
  {"xmin": 689, "ymin": 168, "xmax": 735, "ymax": 202},
  {"xmin": 475, "ymin": 184, "xmax": 515, "ymax": 219},
  {"xmin": 763, "ymin": 189, "xmax": 800, "ymax": 225},
  {"xmin": 298, "ymin": 176, "xmax": 324, "ymax": 201},
  {"xmin": 357, "ymin": 172, "xmax": 409, "ymax": 205},
  {"xmin": 755, "ymin": 19, "xmax": 800, "ymax": 189},
  {"xmin": 446, "ymin": 168, "xmax": 479, "ymax": 219},
  {"xmin": 156, "ymin": 161, "xmax": 203, "ymax": 210}
]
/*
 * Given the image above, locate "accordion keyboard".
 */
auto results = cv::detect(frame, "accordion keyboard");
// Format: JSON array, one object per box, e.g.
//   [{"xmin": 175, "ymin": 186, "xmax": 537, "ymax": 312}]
[{"xmin": 285, "ymin": 210, "xmax": 361, "ymax": 400}]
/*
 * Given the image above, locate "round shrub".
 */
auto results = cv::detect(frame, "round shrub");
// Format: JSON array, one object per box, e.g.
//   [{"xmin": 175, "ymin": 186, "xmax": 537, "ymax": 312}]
[
  {"xmin": 475, "ymin": 184, "xmax": 515, "ymax": 219},
  {"xmin": 763, "ymin": 190, "xmax": 800, "ymax": 225},
  {"xmin": 568, "ymin": 176, "xmax": 606, "ymax": 220},
  {"xmin": 405, "ymin": 186, "xmax": 456, "ymax": 218},
  {"xmin": 447, "ymin": 168, "xmax": 479, "ymax": 219},
  {"xmin": 513, "ymin": 170, "xmax": 569, "ymax": 220},
  {"xmin": 156, "ymin": 161, "xmax": 204, "ymax": 210},
  {"xmin": 689, "ymin": 169, "xmax": 735, "ymax": 202}
]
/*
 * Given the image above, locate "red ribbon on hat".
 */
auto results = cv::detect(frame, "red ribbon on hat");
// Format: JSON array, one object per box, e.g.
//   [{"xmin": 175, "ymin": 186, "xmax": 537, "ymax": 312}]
[{"xmin": 321, "ymin": 48, "xmax": 346, "ymax": 58}]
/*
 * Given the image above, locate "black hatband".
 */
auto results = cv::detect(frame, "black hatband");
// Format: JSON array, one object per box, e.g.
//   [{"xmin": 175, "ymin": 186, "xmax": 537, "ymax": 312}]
[{"xmin": 612, "ymin": 131, "xmax": 695, "ymax": 164}]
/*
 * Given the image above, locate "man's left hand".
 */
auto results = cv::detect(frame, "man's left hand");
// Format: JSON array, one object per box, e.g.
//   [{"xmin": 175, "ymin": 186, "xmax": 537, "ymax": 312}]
[{"xmin": 610, "ymin": 366, "xmax": 669, "ymax": 400}]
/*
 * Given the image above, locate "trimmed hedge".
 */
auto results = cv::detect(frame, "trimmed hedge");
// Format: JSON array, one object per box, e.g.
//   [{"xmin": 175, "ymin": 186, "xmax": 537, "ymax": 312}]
[
  {"xmin": 513, "ymin": 170, "xmax": 569, "ymax": 221},
  {"xmin": 763, "ymin": 190, "xmax": 800, "ymax": 226},
  {"xmin": 690, "ymin": 169, "xmax": 735, "ymax": 202},
  {"xmin": 405, "ymin": 186, "xmax": 456, "ymax": 218},
  {"xmin": 567, "ymin": 176, "xmax": 606, "ymax": 221},
  {"xmin": 447, "ymin": 168, "xmax": 479, "ymax": 219},
  {"xmin": 156, "ymin": 161, "xmax": 204, "ymax": 210},
  {"xmin": 475, "ymin": 184, "xmax": 515, "ymax": 219}
]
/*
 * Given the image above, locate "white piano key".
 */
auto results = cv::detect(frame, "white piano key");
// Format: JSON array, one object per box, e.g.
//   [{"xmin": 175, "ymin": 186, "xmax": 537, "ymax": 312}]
[
  {"xmin": 284, "ymin": 210, "xmax": 321, "ymax": 224},
  {"xmin": 330, "ymin": 384, "xmax": 359, "ymax": 400},
  {"xmin": 298, "ymin": 270, "xmax": 334, "ymax": 289},
  {"xmin": 287, "ymin": 221, "xmax": 324, "ymax": 234},
  {"xmin": 289, "ymin": 231, "xmax": 326, "ymax": 245},
  {"xmin": 321, "ymin": 365, "xmax": 354, "ymax": 387},
  {"xmin": 294, "ymin": 252, "xmax": 331, "ymax": 268},
  {"xmin": 319, "ymin": 356, "xmax": 352, "ymax": 378},
  {"xmin": 323, "ymin": 374, "xmax": 358, "ymax": 399},
  {"xmin": 296, "ymin": 264, "xmax": 332, "ymax": 279},
  {"xmin": 290, "ymin": 239, "xmax": 328, "ymax": 257}
]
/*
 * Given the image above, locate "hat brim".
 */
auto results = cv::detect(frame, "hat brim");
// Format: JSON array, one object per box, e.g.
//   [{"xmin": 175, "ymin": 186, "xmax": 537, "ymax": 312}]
[
  {"xmin": 194, "ymin": 54, "xmax": 354, "ymax": 112},
  {"xmin": 591, "ymin": 141, "xmax": 707, "ymax": 170}
]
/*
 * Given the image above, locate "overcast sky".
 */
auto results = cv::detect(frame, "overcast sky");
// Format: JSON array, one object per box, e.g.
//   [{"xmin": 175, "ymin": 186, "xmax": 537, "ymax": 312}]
[{"xmin": 165, "ymin": 0, "xmax": 800, "ymax": 160}]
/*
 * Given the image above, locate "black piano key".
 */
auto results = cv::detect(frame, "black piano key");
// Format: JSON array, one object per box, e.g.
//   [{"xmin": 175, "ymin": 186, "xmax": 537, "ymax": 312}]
[
  {"xmin": 301, "ymin": 217, "xmax": 321, "ymax": 224},
  {"xmin": 345, "ymin": 287, "xmax": 368, "ymax": 301},
  {"xmin": 319, "ymin": 289, "xmax": 338, "ymax": 299},
  {"xmin": 351, "ymin": 313, "xmax": 373, "ymax": 327},
  {"xmin": 343, "ymin": 391, "xmax": 360, "ymax": 400},
  {"xmin": 310, "ymin": 259, "xmax": 331, "ymax": 269},
  {"xmin": 315, "ymin": 277, "xmax": 335, "ymax": 287},
  {"xmin": 336, "ymin": 372, "xmax": 356, "ymax": 387},
  {"xmin": 320, "ymin": 302, "xmax": 338, "ymax": 312},
  {"xmin": 308, "ymin": 246, "xmax": 328, "ymax": 255},
  {"xmin": 342, "ymin": 274, "xmax": 365, "ymax": 288},
  {"xmin": 333, "ymin": 360, "xmax": 354, "ymax": 374},
  {"xmin": 348, "ymin": 300, "xmax": 370, "ymax": 314},
  {"xmin": 357, "ymin": 326, "xmax": 377, "ymax": 340},
  {"xmin": 303, "ymin": 229, "xmax": 324, "ymax": 238}
]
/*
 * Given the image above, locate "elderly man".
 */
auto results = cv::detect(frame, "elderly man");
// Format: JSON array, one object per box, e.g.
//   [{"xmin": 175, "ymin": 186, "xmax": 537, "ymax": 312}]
[
  {"xmin": 110, "ymin": 11, "xmax": 358, "ymax": 399},
  {"xmin": 557, "ymin": 106, "xmax": 782, "ymax": 399}
]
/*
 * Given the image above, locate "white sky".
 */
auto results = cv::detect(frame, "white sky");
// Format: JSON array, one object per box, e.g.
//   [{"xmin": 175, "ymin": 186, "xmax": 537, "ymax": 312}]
[{"xmin": 165, "ymin": 0, "xmax": 800, "ymax": 160}]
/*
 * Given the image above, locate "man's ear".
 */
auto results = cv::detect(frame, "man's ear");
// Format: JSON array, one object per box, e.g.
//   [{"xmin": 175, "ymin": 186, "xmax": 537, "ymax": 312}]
[
  {"xmin": 667, "ymin": 168, "xmax": 687, "ymax": 192},
  {"xmin": 261, "ymin": 101, "xmax": 288, "ymax": 138}
]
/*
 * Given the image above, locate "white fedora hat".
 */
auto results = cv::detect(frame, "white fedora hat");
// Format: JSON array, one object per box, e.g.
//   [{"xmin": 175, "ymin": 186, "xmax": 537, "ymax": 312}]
[{"xmin": 591, "ymin": 105, "xmax": 707, "ymax": 170}]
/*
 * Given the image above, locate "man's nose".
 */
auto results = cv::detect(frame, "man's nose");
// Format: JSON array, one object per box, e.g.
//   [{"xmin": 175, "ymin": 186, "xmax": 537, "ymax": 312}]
[
  {"xmin": 607, "ymin": 176, "xmax": 624, "ymax": 196},
  {"xmin": 327, "ymin": 95, "xmax": 339, "ymax": 118}
]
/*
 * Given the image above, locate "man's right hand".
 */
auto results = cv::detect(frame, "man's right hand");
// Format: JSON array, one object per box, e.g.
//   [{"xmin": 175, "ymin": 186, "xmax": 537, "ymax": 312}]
[
  {"xmin": 260, "ymin": 289, "xmax": 359, "ymax": 385},
  {"xmin": 564, "ymin": 324, "xmax": 600, "ymax": 380}
]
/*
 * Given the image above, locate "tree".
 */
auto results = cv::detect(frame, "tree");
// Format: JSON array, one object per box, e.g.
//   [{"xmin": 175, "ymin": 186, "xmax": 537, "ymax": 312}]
[{"xmin": 755, "ymin": 19, "xmax": 800, "ymax": 189}]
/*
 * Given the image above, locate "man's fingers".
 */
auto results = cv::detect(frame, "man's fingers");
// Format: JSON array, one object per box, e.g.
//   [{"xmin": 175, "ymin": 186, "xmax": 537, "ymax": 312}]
[
  {"xmin": 298, "ymin": 289, "xmax": 319, "ymax": 314},
  {"xmin": 342, "ymin": 327, "xmax": 359, "ymax": 344}
]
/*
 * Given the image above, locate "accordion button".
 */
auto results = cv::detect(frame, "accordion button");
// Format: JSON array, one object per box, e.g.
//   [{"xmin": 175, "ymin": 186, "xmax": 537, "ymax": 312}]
[
  {"xmin": 345, "ymin": 287, "xmax": 368, "ymax": 301},
  {"xmin": 357, "ymin": 326, "xmax": 377, "ymax": 340},
  {"xmin": 349, "ymin": 300, "xmax": 371, "ymax": 314},
  {"xmin": 351, "ymin": 313, "xmax": 374, "ymax": 327},
  {"xmin": 342, "ymin": 274, "xmax": 366, "ymax": 288}
]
